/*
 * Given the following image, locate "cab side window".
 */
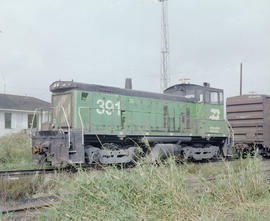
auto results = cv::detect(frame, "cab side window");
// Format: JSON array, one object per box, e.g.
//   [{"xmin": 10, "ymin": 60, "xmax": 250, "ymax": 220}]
[
  {"xmin": 196, "ymin": 89, "xmax": 204, "ymax": 103},
  {"xmin": 185, "ymin": 89, "xmax": 195, "ymax": 99},
  {"xmin": 210, "ymin": 92, "xmax": 219, "ymax": 104},
  {"xmin": 219, "ymin": 92, "xmax": 224, "ymax": 104},
  {"xmin": 205, "ymin": 91, "xmax": 210, "ymax": 103}
]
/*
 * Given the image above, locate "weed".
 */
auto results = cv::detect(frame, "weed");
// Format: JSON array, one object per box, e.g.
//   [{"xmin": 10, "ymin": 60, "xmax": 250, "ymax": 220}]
[
  {"xmin": 38, "ymin": 157, "xmax": 270, "ymax": 220},
  {"xmin": 0, "ymin": 133, "xmax": 37, "ymax": 170}
]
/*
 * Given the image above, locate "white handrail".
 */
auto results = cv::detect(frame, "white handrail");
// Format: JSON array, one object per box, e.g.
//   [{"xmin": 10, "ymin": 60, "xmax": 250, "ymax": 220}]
[
  {"xmin": 78, "ymin": 107, "xmax": 94, "ymax": 146},
  {"xmin": 61, "ymin": 106, "xmax": 71, "ymax": 148},
  {"xmin": 226, "ymin": 119, "xmax": 234, "ymax": 147},
  {"xmin": 78, "ymin": 107, "xmax": 85, "ymax": 145},
  {"xmin": 29, "ymin": 108, "xmax": 39, "ymax": 147},
  {"xmin": 30, "ymin": 106, "xmax": 71, "ymax": 148}
]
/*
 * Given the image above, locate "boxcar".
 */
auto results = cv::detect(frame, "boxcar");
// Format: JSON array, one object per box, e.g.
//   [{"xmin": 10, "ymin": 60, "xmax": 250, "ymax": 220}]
[{"xmin": 227, "ymin": 94, "xmax": 270, "ymax": 156}]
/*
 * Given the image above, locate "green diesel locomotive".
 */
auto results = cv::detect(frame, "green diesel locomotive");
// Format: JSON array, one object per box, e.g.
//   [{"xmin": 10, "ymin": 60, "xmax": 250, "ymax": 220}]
[{"xmin": 32, "ymin": 80, "xmax": 233, "ymax": 167}]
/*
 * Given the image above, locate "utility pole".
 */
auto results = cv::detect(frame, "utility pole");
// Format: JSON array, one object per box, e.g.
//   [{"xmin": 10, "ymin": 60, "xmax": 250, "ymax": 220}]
[
  {"xmin": 159, "ymin": 0, "xmax": 170, "ymax": 92},
  {"xmin": 240, "ymin": 62, "xmax": 243, "ymax": 96}
]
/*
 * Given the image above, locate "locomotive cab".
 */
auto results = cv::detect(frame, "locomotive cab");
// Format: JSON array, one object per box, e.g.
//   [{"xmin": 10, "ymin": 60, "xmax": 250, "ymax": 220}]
[{"xmin": 164, "ymin": 83, "xmax": 224, "ymax": 105}]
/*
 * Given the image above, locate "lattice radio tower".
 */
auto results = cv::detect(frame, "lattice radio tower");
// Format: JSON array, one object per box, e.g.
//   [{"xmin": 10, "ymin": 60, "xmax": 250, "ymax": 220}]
[{"xmin": 159, "ymin": 0, "xmax": 170, "ymax": 92}]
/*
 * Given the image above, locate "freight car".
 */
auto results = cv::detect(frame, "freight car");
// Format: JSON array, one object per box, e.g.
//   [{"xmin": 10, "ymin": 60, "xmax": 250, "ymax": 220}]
[
  {"xmin": 32, "ymin": 80, "xmax": 233, "ymax": 167},
  {"xmin": 227, "ymin": 94, "xmax": 270, "ymax": 156}
]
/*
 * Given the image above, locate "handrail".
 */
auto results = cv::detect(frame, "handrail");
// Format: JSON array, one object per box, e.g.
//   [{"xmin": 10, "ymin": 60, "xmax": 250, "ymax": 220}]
[
  {"xmin": 61, "ymin": 106, "xmax": 71, "ymax": 148},
  {"xmin": 78, "ymin": 107, "xmax": 95, "ymax": 146},
  {"xmin": 29, "ymin": 108, "xmax": 39, "ymax": 147},
  {"xmin": 30, "ymin": 108, "xmax": 50, "ymax": 145},
  {"xmin": 226, "ymin": 119, "xmax": 234, "ymax": 147},
  {"xmin": 78, "ymin": 107, "xmax": 85, "ymax": 145},
  {"xmin": 30, "ymin": 106, "xmax": 71, "ymax": 149}
]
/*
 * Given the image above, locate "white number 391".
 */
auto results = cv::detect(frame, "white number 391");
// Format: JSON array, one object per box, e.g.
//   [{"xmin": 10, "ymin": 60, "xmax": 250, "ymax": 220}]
[{"xmin": 96, "ymin": 99, "xmax": 121, "ymax": 116}]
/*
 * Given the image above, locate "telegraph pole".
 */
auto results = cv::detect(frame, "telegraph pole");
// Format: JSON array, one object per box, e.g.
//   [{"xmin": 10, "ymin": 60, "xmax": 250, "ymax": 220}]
[{"xmin": 159, "ymin": 0, "xmax": 170, "ymax": 92}]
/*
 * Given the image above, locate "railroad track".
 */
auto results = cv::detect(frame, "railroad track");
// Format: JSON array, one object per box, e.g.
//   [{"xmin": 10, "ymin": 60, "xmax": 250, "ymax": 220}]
[
  {"xmin": 1, "ymin": 157, "xmax": 269, "ymax": 178},
  {"xmin": 0, "ymin": 195, "xmax": 59, "ymax": 214},
  {"xmin": 0, "ymin": 168, "xmax": 57, "ymax": 178}
]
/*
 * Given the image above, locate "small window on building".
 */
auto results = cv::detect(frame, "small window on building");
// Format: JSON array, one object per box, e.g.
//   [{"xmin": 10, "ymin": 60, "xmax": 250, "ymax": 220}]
[
  {"xmin": 210, "ymin": 92, "xmax": 219, "ymax": 104},
  {"xmin": 81, "ymin": 92, "xmax": 88, "ymax": 102},
  {"xmin": 28, "ymin": 114, "xmax": 38, "ymax": 129},
  {"xmin": 5, "ymin": 113, "xmax": 11, "ymax": 129}
]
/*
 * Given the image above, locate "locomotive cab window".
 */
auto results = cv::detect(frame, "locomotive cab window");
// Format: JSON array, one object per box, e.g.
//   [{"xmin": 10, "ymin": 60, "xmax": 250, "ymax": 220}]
[
  {"xmin": 196, "ymin": 89, "xmax": 204, "ymax": 103},
  {"xmin": 205, "ymin": 91, "xmax": 210, "ymax": 103},
  {"xmin": 210, "ymin": 92, "xmax": 219, "ymax": 104},
  {"xmin": 185, "ymin": 89, "xmax": 195, "ymax": 99},
  {"xmin": 219, "ymin": 92, "xmax": 224, "ymax": 104}
]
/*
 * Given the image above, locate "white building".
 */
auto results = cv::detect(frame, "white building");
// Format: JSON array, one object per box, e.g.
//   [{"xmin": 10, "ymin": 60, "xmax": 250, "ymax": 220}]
[{"xmin": 0, "ymin": 93, "xmax": 50, "ymax": 137}]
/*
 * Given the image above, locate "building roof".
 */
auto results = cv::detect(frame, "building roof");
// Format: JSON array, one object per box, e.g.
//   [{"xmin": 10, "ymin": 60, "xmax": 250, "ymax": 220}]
[{"xmin": 0, "ymin": 93, "xmax": 51, "ymax": 111}]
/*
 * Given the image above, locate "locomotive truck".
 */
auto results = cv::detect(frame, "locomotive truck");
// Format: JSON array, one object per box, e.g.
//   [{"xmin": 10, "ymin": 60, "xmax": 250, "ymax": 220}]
[{"xmin": 31, "ymin": 80, "xmax": 233, "ymax": 167}]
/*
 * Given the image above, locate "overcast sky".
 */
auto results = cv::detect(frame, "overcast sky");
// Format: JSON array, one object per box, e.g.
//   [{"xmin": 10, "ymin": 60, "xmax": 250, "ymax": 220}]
[{"xmin": 0, "ymin": 0, "xmax": 269, "ymax": 102}]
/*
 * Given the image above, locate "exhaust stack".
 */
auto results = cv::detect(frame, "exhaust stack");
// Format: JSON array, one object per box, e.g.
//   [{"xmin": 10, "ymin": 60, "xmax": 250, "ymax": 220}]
[{"xmin": 125, "ymin": 78, "xmax": 132, "ymax": 89}]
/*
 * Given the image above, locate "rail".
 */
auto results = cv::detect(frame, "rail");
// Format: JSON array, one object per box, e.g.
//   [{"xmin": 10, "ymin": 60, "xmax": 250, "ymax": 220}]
[
  {"xmin": 0, "ymin": 168, "xmax": 57, "ymax": 178},
  {"xmin": 1, "ymin": 195, "xmax": 59, "ymax": 214}
]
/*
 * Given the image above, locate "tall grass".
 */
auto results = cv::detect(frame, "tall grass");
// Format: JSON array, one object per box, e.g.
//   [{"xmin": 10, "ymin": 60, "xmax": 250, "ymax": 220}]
[
  {"xmin": 0, "ymin": 133, "xmax": 36, "ymax": 170},
  {"xmin": 0, "ymin": 133, "xmax": 60, "ymax": 204},
  {"xmin": 38, "ymin": 157, "xmax": 270, "ymax": 220}
]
